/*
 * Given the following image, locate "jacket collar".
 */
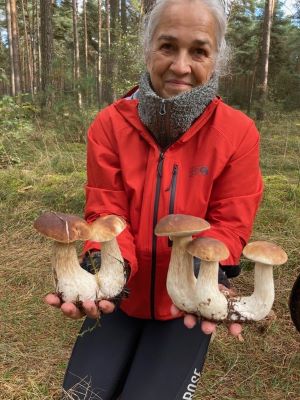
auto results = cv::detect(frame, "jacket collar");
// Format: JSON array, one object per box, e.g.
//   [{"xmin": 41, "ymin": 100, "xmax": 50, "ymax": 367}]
[{"xmin": 114, "ymin": 89, "xmax": 221, "ymax": 149}]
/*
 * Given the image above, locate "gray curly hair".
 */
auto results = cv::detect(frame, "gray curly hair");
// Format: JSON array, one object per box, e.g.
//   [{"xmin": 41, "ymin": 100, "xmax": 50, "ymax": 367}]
[{"xmin": 142, "ymin": 0, "xmax": 228, "ymax": 73}]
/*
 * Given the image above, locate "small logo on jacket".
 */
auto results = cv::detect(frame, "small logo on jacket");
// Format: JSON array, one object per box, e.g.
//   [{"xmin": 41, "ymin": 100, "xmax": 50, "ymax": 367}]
[{"xmin": 189, "ymin": 166, "xmax": 209, "ymax": 177}]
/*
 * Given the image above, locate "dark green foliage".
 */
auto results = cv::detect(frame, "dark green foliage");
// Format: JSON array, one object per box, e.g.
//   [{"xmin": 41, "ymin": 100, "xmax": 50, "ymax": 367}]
[{"xmin": 221, "ymin": 0, "xmax": 300, "ymax": 112}]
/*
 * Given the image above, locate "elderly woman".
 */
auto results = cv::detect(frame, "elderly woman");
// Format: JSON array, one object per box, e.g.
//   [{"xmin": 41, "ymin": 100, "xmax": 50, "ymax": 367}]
[{"xmin": 46, "ymin": 0, "xmax": 263, "ymax": 398}]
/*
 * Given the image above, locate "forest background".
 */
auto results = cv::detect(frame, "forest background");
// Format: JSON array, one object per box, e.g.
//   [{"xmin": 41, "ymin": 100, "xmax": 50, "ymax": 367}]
[{"xmin": 0, "ymin": 0, "xmax": 300, "ymax": 399}]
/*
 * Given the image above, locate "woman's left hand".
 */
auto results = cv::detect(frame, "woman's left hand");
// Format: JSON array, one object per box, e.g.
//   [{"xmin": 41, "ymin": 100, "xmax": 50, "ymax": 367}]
[{"xmin": 170, "ymin": 284, "xmax": 243, "ymax": 338}]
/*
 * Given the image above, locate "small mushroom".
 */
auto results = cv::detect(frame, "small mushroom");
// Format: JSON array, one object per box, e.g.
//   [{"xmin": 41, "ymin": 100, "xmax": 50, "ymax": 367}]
[
  {"xmin": 89, "ymin": 215, "xmax": 127, "ymax": 299},
  {"xmin": 34, "ymin": 211, "xmax": 102, "ymax": 305},
  {"xmin": 155, "ymin": 214, "xmax": 210, "ymax": 313},
  {"xmin": 186, "ymin": 237, "xmax": 229, "ymax": 321},
  {"xmin": 228, "ymin": 241, "xmax": 288, "ymax": 322}
]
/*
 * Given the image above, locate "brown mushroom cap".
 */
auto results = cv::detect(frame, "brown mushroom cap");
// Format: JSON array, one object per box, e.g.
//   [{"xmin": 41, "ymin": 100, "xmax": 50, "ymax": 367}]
[
  {"xmin": 186, "ymin": 237, "xmax": 230, "ymax": 262},
  {"xmin": 89, "ymin": 215, "xmax": 126, "ymax": 242},
  {"xmin": 242, "ymin": 241, "xmax": 288, "ymax": 265},
  {"xmin": 155, "ymin": 214, "xmax": 210, "ymax": 237},
  {"xmin": 33, "ymin": 211, "xmax": 91, "ymax": 243}
]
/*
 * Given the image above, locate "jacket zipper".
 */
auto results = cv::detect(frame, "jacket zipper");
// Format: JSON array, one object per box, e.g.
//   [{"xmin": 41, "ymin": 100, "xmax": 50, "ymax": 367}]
[
  {"xmin": 151, "ymin": 152, "xmax": 165, "ymax": 319},
  {"xmin": 168, "ymin": 164, "xmax": 178, "ymax": 214},
  {"xmin": 167, "ymin": 164, "xmax": 178, "ymax": 247}
]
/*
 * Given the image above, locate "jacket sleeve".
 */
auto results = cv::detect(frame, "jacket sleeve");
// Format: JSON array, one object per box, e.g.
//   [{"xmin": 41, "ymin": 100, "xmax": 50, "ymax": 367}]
[
  {"xmin": 82, "ymin": 112, "xmax": 138, "ymax": 279},
  {"xmin": 200, "ymin": 122, "xmax": 263, "ymax": 266}
]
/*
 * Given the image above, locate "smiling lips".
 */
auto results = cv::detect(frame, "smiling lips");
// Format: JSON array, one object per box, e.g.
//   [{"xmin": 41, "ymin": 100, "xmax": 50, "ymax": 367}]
[{"xmin": 165, "ymin": 79, "xmax": 193, "ymax": 87}]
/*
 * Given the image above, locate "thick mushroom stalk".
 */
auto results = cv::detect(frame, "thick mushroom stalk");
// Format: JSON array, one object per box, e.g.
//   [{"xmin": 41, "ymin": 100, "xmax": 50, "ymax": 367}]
[
  {"xmin": 34, "ymin": 211, "xmax": 102, "ymax": 304},
  {"xmin": 155, "ymin": 214, "xmax": 210, "ymax": 313},
  {"xmin": 228, "ymin": 241, "xmax": 288, "ymax": 322},
  {"xmin": 186, "ymin": 237, "xmax": 229, "ymax": 321},
  {"xmin": 89, "ymin": 215, "xmax": 127, "ymax": 299},
  {"xmin": 52, "ymin": 242, "xmax": 100, "ymax": 303}
]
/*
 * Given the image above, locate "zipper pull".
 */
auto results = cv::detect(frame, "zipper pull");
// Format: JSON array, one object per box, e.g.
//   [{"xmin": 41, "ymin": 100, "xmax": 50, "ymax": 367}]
[
  {"xmin": 159, "ymin": 100, "xmax": 166, "ymax": 116},
  {"xmin": 157, "ymin": 153, "xmax": 164, "ymax": 177},
  {"xmin": 165, "ymin": 164, "xmax": 178, "ymax": 191}
]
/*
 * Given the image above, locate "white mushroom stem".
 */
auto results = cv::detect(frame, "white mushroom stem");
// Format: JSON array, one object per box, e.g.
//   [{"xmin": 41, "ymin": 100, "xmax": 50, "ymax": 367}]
[
  {"xmin": 52, "ymin": 242, "xmax": 102, "ymax": 303},
  {"xmin": 166, "ymin": 236, "xmax": 197, "ymax": 313},
  {"xmin": 228, "ymin": 262, "xmax": 274, "ymax": 322},
  {"xmin": 195, "ymin": 260, "xmax": 228, "ymax": 321},
  {"xmin": 96, "ymin": 238, "xmax": 126, "ymax": 298}
]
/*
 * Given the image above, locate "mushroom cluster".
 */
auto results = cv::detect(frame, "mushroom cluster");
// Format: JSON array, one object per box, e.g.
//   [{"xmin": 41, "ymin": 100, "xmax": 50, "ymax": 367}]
[
  {"xmin": 34, "ymin": 211, "xmax": 127, "ymax": 306},
  {"xmin": 155, "ymin": 214, "xmax": 288, "ymax": 323}
]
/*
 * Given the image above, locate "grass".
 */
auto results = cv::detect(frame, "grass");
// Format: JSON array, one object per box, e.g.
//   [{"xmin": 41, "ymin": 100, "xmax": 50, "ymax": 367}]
[{"xmin": 0, "ymin": 108, "xmax": 300, "ymax": 399}]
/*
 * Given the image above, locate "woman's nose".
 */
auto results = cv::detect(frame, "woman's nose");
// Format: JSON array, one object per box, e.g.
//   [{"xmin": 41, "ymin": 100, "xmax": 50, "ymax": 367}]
[{"xmin": 169, "ymin": 52, "xmax": 192, "ymax": 75}]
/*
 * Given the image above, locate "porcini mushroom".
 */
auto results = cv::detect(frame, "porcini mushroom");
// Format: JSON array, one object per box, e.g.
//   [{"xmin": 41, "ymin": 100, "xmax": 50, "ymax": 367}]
[
  {"xmin": 34, "ymin": 211, "xmax": 102, "ymax": 305},
  {"xmin": 155, "ymin": 214, "xmax": 210, "ymax": 313},
  {"xmin": 228, "ymin": 241, "xmax": 288, "ymax": 322},
  {"xmin": 89, "ymin": 215, "xmax": 127, "ymax": 299},
  {"xmin": 186, "ymin": 237, "xmax": 229, "ymax": 321}
]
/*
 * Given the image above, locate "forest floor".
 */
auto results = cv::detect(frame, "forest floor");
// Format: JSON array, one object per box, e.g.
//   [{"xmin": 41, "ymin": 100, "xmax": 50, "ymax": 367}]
[{"xmin": 0, "ymin": 107, "xmax": 299, "ymax": 399}]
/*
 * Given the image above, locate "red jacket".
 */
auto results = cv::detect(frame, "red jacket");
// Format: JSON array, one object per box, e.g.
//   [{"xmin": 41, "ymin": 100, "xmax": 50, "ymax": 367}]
[{"xmin": 83, "ymin": 94, "xmax": 263, "ymax": 320}]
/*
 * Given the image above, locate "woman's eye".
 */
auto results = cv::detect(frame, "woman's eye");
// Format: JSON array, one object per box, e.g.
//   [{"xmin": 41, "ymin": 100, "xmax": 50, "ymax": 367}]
[
  {"xmin": 194, "ymin": 48, "xmax": 206, "ymax": 57},
  {"xmin": 160, "ymin": 43, "xmax": 173, "ymax": 51}
]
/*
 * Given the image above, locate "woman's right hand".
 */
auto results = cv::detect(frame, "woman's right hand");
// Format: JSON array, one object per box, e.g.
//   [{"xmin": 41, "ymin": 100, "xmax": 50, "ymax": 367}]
[{"xmin": 44, "ymin": 293, "xmax": 115, "ymax": 319}]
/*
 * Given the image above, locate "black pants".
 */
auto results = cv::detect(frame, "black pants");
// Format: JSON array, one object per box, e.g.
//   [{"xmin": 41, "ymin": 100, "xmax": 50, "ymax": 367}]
[{"xmin": 62, "ymin": 309, "xmax": 211, "ymax": 400}]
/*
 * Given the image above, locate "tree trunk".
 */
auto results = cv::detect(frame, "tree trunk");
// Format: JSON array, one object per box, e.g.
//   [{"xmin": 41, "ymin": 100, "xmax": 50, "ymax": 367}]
[
  {"xmin": 83, "ymin": 0, "xmax": 88, "ymax": 76},
  {"xmin": 72, "ymin": 0, "xmax": 82, "ymax": 108},
  {"xmin": 97, "ymin": 0, "xmax": 102, "ymax": 106},
  {"xmin": 121, "ymin": 0, "xmax": 127, "ymax": 34},
  {"xmin": 104, "ymin": 0, "xmax": 113, "ymax": 103},
  {"xmin": 110, "ymin": 0, "xmax": 118, "ymax": 101},
  {"xmin": 10, "ymin": 0, "xmax": 21, "ymax": 95},
  {"xmin": 21, "ymin": 0, "xmax": 34, "ymax": 95},
  {"xmin": 36, "ymin": 0, "xmax": 42, "ymax": 91},
  {"xmin": 247, "ymin": 49, "xmax": 259, "ymax": 115},
  {"xmin": 6, "ymin": 0, "xmax": 15, "ymax": 96},
  {"xmin": 256, "ymin": 0, "xmax": 275, "ymax": 121},
  {"xmin": 31, "ymin": 0, "xmax": 39, "ymax": 92},
  {"xmin": 40, "ymin": 0, "xmax": 54, "ymax": 108}
]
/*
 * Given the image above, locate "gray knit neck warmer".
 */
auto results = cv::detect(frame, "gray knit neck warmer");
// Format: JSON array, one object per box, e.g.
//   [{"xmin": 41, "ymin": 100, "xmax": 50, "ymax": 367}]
[{"xmin": 137, "ymin": 72, "xmax": 218, "ymax": 149}]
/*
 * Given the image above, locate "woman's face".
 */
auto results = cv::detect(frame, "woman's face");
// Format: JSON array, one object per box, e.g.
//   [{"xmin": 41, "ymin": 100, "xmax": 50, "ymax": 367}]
[{"xmin": 147, "ymin": 1, "xmax": 218, "ymax": 99}]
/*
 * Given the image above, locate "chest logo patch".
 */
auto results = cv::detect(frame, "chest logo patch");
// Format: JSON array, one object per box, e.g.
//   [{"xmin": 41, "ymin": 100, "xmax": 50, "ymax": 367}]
[{"xmin": 189, "ymin": 166, "xmax": 209, "ymax": 177}]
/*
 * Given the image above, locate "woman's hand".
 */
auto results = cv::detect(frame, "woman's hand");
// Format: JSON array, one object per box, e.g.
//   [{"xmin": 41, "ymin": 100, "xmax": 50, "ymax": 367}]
[
  {"xmin": 170, "ymin": 284, "xmax": 243, "ymax": 338},
  {"xmin": 44, "ymin": 293, "xmax": 115, "ymax": 320},
  {"xmin": 170, "ymin": 303, "xmax": 242, "ymax": 337}
]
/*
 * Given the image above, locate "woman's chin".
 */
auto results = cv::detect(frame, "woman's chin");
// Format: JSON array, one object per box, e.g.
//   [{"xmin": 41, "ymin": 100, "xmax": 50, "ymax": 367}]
[{"xmin": 161, "ymin": 87, "xmax": 193, "ymax": 98}]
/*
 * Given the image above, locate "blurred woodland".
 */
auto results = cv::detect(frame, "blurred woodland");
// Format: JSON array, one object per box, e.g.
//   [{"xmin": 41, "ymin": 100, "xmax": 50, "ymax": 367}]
[{"xmin": 0, "ymin": 0, "xmax": 299, "ymax": 118}]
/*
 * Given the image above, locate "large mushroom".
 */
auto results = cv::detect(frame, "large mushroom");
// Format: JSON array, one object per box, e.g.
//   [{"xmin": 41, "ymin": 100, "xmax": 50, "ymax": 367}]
[
  {"xmin": 88, "ymin": 215, "xmax": 127, "ymax": 299},
  {"xmin": 228, "ymin": 241, "xmax": 288, "ymax": 322},
  {"xmin": 34, "ymin": 212, "xmax": 127, "ymax": 305},
  {"xmin": 155, "ymin": 214, "xmax": 210, "ymax": 313},
  {"xmin": 34, "ymin": 211, "xmax": 102, "ymax": 305},
  {"xmin": 186, "ymin": 237, "xmax": 229, "ymax": 321}
]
